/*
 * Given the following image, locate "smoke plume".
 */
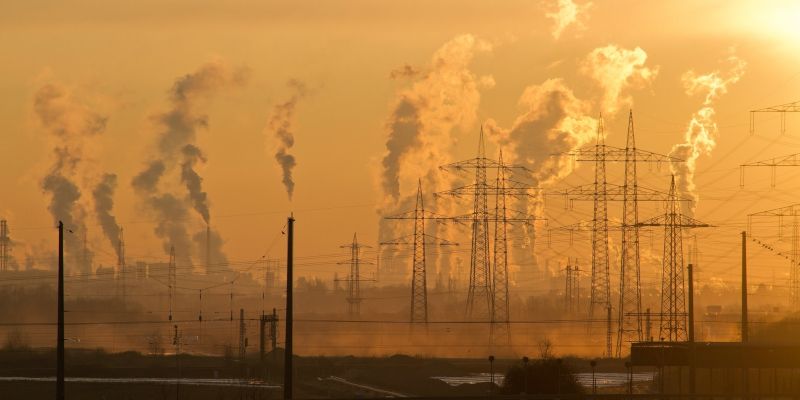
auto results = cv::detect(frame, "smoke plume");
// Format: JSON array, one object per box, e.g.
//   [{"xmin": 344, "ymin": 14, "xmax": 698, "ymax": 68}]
[
  {"xmin": 485, "ymin": 79, "xmax": 597, "ymax": 276},
  {"xmin": 545, "ymin": 0, "xmax": 591, "ymax": 39},
  {"xmin": 35, "ymin": 82, "xmax": 107, "ymax": 275},
  {"xmin": 377, "ymin": 34, "xmax": 493, "ymax": 284},
  {"xmin": 132, "ymin": 60, "xmax": 247, "ymax": 265},
  {"xmin": 581, "ymin": 45, "xmax": 658, "ymax": 115},
  {"xmin": 669, "ymin": 55, "xmax": 746, "ymax": 215},
  {"xmin": 92, "ymin": 173, "xmax": 122, "ymax": 258},
  {"xmin": 380, "ymin": 34, "xmax": 494, "ymax": 204},
  {"xmin": 267, "ymin": 80, "xmax": 308, "ymax": 200}
]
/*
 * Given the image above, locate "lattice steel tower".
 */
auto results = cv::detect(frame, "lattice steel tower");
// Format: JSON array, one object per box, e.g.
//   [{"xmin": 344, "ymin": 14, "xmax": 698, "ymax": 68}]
[
  {"xmin": 639, "ymin": 176, "xmax": 710, "ymax": 341},
  {"xmin": 589, "ymin": 118, "xmax": 611, "ymax": 338},
  {"xmin": 466, "ymin": 132, "xmax": 492, "ymax": 320},
  {"xmin": 491, "ymin": 150, "xmax": 510, "ymax": 343},
  {"xmin": 384, "ymin": 180, "xmax": 456, "ymax": 324},
  {"xmin": 617, "ymin": 112, "xmax": 642, "ymax": 355},
  {"xmin": 411, "ymin": 182, "xmax": 429, "ymax": 323},
  {"xmin": 337, "ymin": 234, "xmax": 372, "ymax": 317}
]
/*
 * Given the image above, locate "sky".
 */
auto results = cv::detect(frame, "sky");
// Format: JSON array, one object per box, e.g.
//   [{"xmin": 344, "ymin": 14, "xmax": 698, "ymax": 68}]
[{"xmin": 2, "ymin": 0, "xmax": 800, "ymax": 295}]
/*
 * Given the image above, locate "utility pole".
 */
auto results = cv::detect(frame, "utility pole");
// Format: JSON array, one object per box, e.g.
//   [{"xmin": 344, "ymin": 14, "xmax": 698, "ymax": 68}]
[
  {"xmin": 57, "ymin": 221, "xmax": 65, "ymax": 400},
  {"xmin": 239, "ymin": 308, "xmax": 247, "ymax": 362},
  {"xmin": 284, "ymin": 214, "xmax": 294, "ymax": 400},
  {"xmin": 742, "ymin": 231, "xmax": 748, "ymax": 343},
  {"xmin": 688, "ymin": 263, "xmax": 696, "ymax": 396},
  {"xmin": 118, "ymin": 227, "xmax": 126, "ymax": 305},
  {"xmin": 638, "ymin": 176, "xmax": 711, "ymax": 342},
  {"xmin": 168, "ymin": 246, "xmax": 176, "ymax": 321}
]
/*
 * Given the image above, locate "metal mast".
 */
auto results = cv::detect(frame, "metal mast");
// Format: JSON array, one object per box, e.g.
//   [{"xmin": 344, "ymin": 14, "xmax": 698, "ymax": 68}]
[
  {"xmin": 411, "ymin": 181, "xmax": 428, "ymax": 323},
  {"xmin": 555, "ymin": 110, "xmax": 682, "ymax": 356},
  {"xmin": 168, "ymin": 245, "xmax": 176, "ymax": 321},
  {"xmin": 467, "ymin": 129, "xmax": 492, "ymax": 320},
  {"xmin": 492, "ymin": 150, "xmax": 510, "ymax": 343},
  {"xmin": 118, "ymin": 227, "xmax": 126, "ymax": 303},
  {"xmin": 383, "ymin": 180, "xmax": 457, "ymax": 324},
  {"xmin": 0, "ymin": 220, "xmax": 9, "ymax": 272},
  {"xmin": 337, "ymin": 234, "xmax": 373, "ymax": 318},
  {"xmin": 589, "ymin": 118, "xmax": 611, "ymax": 352},
  {"xmin": 638, "ymin": 176, "xmax": 710, "ymax": 341},
  {"xmin": 617, "ymin": 111, "xmax": 642, "ymax": 356}
]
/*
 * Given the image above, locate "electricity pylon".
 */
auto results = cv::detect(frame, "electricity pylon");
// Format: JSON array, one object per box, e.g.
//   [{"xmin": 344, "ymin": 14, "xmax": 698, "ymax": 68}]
[
  {"xmin": 438, "ymin": 130, "xmax": 537, "ymax": 323},
  {"xmin": 559, "ymin": 111, "xmax": 682, "ymax": 357},
  {"xmin": 748, "ymin": 203, "xmax": 800, "ymax": 310},
  {"xmin": 383, "ymin": 181, "xmax": 456, "ymax": 324},
  {"xmin": 439, "ymin": 144, "xmax": 540, "ymax": 347},
  {"xmin": 638, "ymin": 176, "xmax": 711, "ymax": 342},
  {"xmin": 564, "ymin": 259, "xmax": 580, "ymax": 314},
  {"xmin": 336, "ymin": 233, "xmax": 374, "ymax": 318},
  {"xmin": 750, "ymin": 101, "xmax": 800, "ymax": 136},
  {"xmin": 740, "ymin": 153, "xmax": 800, "ymax": 188}
]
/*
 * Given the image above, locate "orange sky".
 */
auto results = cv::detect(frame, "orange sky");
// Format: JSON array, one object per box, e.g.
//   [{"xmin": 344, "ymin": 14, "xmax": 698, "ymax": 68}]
[{"xmin": 2, "ymin": 0, "xmax": 800, "ymax": 297}]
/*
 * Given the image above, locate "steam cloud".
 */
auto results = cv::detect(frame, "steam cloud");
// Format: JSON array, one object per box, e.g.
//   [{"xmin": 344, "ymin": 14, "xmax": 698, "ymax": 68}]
[
  {"xmin": 486, "ymin": 79, "xmax": 597, "ymax": 271},
  {"xmin": 581, "ymin": 45, "xmax": 659, "ymax": 115},
  {"xmin": 92, "ymin": 173, "xmax": 122, "ymax": 258},
  {"xmin": 267, "ymin": 80, "xmax": 308, "ymax": 200},
  {"xmin": 35, "ymin": 82, "xmax": 107, "ymax": 275},
  {"xmin": 669, "ymin": 55, "xmax": 746, "ymax": 215},
  {"xmin": 546, "ymin": 0, "xmax": 591, "ymax": 39},
  {"xmin": 378, "ymin": 34, "xmax": 494, "ymax": 284},
  {"xmin": 132, "ymin": 60, "xmax": 247, "ymax": 267}
]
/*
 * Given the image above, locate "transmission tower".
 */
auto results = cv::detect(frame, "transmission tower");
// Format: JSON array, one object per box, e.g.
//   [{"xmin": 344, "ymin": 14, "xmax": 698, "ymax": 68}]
[
  {"xmin": 0, "ymin": 220, "xmax": 9, "ymax": 272},
  {"xmin": 168, "ymin": 245, "xmax": 176, "ymax": 321},
  {"xmin": 438, "ymin": 131, "xmax": 539, "ymax": 325},
  {"xmin": 336, "ymin": 233, "xmax": 374, "ymax": 318},
  {"xmin": 118, "ymin": 227, "xmax": 126, "ymax": 303},
  {"xmin": 748, "ymin": 203, "xmax": 800, "ymax": 310},
  {"xmin": 384, "ymin": 180, "xmax": 457, "ymax": 324},
  {"xmin": 750, "ymin": 101, "xmax": 800, "ymax": 136},
  {"xmin": 740, "ymin": 152, "xmax": 800, "ymax": 188},
  {"xmin": 638, "ymin": 176, "xmax": 711, "ymax": 342},
  {"xmin": 564, "ymin": 260, "xmax": 581, "ymax": 314},
  {"xmin": 557, "ymin": 111, "xmax": 682, "ymax": 356}
]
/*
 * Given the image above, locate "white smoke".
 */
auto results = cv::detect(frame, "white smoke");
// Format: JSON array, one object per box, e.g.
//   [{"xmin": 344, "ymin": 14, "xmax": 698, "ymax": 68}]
[
  {"xmin": 485, "ymin": 78, "xmax": 597, "ymax": 279},
  {"xmin": 377, "ymin": 34, "xmax": 494, "ymax": 284},
  {"xmin": 670, "ymin": 55, "xmax": 746, "ymax": 215},
  {"xmin": 581, "ymin": 45, "xmax": 659, "ymax": 115},
  {"xmin": 267, "ymin": 79, "xmax": 308, "ymax": 200},
  {"xmin": 545, "ymin": 0, "xmax": 592, "ymax": 39}
]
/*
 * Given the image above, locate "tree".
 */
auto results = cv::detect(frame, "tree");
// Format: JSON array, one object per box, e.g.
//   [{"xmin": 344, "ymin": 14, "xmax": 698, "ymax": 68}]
[{"xmin": 502, "ymin": 358, "xmax": 583, "ymax": 395}]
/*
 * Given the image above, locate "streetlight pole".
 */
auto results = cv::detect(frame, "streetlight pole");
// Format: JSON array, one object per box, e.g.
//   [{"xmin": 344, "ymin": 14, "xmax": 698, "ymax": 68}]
[
  {"xmin": 488, "ymin": 355, "xmax": 495, "ymax": 397},
  {"xmin": 57, "ymin": 221, "xmax": 65, "ymax": 400},
  {"xmin": 522, "ymin": 356, "xmax": 529, "ymax": 396}
]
